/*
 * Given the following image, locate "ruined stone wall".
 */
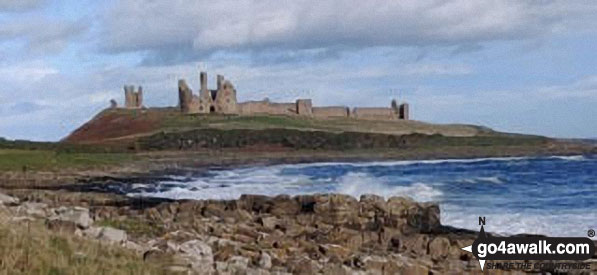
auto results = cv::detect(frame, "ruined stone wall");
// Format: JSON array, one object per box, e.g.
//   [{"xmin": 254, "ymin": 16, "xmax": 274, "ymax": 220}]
[
  {"xmin": 124, "ymin": 85, "xmax": 143, "ymax": 109},
  {"xmin": 136, "ymin": 87, "xmax": 143, "ymax": 107},
  {"xmin": 238, "ymin": 100, "xmax": 297, "ymax": 115},
  {"xmin": 197, "ymin": 72, "xmax": 214, "ymax": 114},
  {"xmin": 312, "ymin": 106, "xmax": 350, "ymax": 118},
  {"xmin": 195, "ymin": 95, "xmax": 212, "ymax": 114},
  {"xmin": 178, "ymin": 80, "xmax": 195, "ymax": 114},
  {"xmin": 399, "ymin": 103, "xmax": 410, "ymax": 120},
  {"xmin": 238, "ymin": 101, "xmax": 267, "ymax": 114},
  {"xmin": 268, "ymin": 102, "xmax": 296, "ymax": 115},
  {"xmin": 177, "ymin": 73, "xmax": 239, "ymax": 114},
  {"xmin": 124, "ymin": 86, "xmax": 134, "ymax": 108},
  {"xmin": 296, "ymin": 99, "xmax": 313, "ymax": 116},
  {"xmin": 352, "ymin": 107, "xmax": 397, "ymax": 121},
  {"xmin": 189, "ymin": 95, "xmax": 202, "ymax": 114},
  {"xmin": 179, "ymin": 74, "xmax": 229, "ymax": 114},
  {"xmin": 214, "ymin": 79, "xmax": 238, "ymax": 114}
]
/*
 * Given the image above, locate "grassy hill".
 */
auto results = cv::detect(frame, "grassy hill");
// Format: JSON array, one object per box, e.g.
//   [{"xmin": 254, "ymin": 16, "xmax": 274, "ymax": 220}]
[
  {"xmin": 64, "ymin": 108, "xmax": 497, "ymax": 144},
  {"xmin": 1, "ymin": 108, "xmax": 593, "ymax": 172}
]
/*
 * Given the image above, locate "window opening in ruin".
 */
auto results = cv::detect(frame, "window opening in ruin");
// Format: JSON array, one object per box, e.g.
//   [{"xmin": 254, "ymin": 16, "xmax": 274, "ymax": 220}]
[{"xmin": 210, "ymin": 106, "xmax": 215, "ymax": 113}]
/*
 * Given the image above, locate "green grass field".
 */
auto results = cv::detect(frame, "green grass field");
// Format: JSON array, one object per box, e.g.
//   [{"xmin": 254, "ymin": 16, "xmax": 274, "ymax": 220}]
[
  {"xmin": 67, "ymin": 108, "xmax": 491, "ymax": 143},
  {"xmin": 160, "ymin": 111, "xmax": 488, "ymax": 137},
  {"xmin": 0, "ymin": 149, "xmax": 135, "ymax": 171}
]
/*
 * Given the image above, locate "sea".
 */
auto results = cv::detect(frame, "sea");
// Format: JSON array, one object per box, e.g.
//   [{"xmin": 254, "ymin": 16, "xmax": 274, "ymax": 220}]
[{"xmin": 127, "ymin": 155, "xmax": 597, "ymax": 239}]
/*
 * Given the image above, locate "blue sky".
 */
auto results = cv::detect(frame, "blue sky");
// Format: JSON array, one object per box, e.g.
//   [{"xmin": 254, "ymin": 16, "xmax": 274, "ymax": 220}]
[{"xmin": 1, "ymin": 0, "xmax": 597, "ymax": 141}]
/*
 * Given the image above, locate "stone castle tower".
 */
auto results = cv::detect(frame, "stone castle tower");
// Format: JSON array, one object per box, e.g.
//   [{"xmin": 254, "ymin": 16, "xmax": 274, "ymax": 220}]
[
  {"xmin": 124, "ymin": 85, "xmax": 143, "ymax": 109},
  {"xmin": 178, "ymin": 72, "xmax": 237, "ymax": 114},
  {"xmin": 214, "ymin": 75, "xmax": 238, "ymax": 114}
]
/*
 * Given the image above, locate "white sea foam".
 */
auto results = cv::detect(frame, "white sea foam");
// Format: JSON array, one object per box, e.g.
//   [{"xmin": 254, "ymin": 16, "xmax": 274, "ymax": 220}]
[
  {"xmin": 130, "ymin": 156, "xmax": 595, "ymax": 238},
  {"xmin": 132, "ymin": 169, "xmax": 444, "ymax": 202},
  {"xmin": 460, "ymin": 176, "xmax": 504, "ymax": 184},
  {"xmin": 334, "ymin": 172, "xmax": 442, "ymax": 201},
  {"xmin": 131, "ymin": 183, "xmax": 148, "ymax": 189},
  {"xmin": 167, "ymin": 175, "xmax": 190, "ymax": 181},
  {"xmin": 134, "ymin": 155, "xmax": 584, "ymax": 201},
  {"xmin": 282, "ymin": 154, "xmax": 589, "ymax": 169},
  {"xmin": 548, "ymin": 155, "xmax": 586, "ymax": 161},
  {"xmin": 441, "ymin": 204, "xmax": 597, "ymax": 239}
]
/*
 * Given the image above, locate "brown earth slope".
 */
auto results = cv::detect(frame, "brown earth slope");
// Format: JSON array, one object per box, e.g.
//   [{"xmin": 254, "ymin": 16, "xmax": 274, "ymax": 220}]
[{"xmin": 64, "ymin": 109, "xmax": 164, "ymax": 143}]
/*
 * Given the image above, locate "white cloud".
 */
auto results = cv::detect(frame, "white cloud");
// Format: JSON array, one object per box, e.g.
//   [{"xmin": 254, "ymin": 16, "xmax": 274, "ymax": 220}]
[
  {"xmin": 0, "ymin": 61, "xmax": 58, "ymax": 83},
  {"xmin": 529, "ymin": 76, "xmax": 597, "ymax": 100},
  {"xmin": 0, "ymin": 16, "xmax": 88, "ymax": 55},
  {"xmin": 398, "ymin": 64, "xmax": 472, "ymax": 76},
  {"xmin": 100, "ymin": 0, "xmax": 597, "ymax": 62}
]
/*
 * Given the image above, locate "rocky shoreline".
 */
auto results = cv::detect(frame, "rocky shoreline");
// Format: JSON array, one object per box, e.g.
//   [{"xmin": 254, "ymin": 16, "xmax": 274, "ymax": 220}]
[
  {"xmin": 2, "ymin": 190, "xmax": 596, "ymax": 274},
  {"xmin": 2, "ymin": 148, "xmax": 597, "ymax": 274},
  {"xmin": 0, "ymin": 191, "xmax": 470, "ymax": 274}
]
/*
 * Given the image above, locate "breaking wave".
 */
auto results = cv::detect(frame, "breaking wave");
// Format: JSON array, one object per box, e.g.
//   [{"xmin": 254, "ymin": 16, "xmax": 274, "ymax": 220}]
[
  {"xmin": 130, "ymin": 155, "xmax": 597, "ymax": 238},
  {"xmin": 548, "ymin": 155, "xmax": 587, "ymax": 161},
  {"xmin": 334, "ymin": 172, "xmax": 442, "ymax": 201},
  {"xmin": 442, "ymin": 204, "xmax": 597, "ymax": 238},
  {"xmin": 459, "ymin": 176, "xmax": 504, "ymax": 184},
  {"xmin": 136, "ymin": 171, "xmax": 443, "ymax": 202}
]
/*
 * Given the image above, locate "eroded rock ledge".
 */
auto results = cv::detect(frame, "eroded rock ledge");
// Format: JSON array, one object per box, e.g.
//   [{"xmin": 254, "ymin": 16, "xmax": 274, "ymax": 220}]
[
  {"xmin": 137, "ymin": 193, "xmax": 464, "ymax": 274},
  {"xmin": 4, "ymin": 192, "xmax": 594, "ymax": 274}
]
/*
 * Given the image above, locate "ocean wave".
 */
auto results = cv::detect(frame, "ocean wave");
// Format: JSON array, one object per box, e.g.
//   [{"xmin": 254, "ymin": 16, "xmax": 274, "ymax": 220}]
[
  {"xmin": 277, "ymin": 155, "xmax": 594, "ymax": 170},
  {"xmin": 139, "ymin": 155, "xmax": 591, "ymax": 200},
  {"xmin": 460, "ymin": 176, "xmax": 504, "ymax": 184},
  {"xmin": 335, "ymin": 172, "xmax": 442, "ymax": 202},
  {"xmin": 280, "ymin": 156, "xmax": 532, "ymax": 169},
  {"xmin": 548, "ymin": 155, "xmax": 586, "ymax": 161},
  {"xmin": 129, "ymin": 170, "xmax": 444, "ymax": 202},
  {"xmin": 441, "ymin": 205, "xmax": 597, "ymax": 239},
  {"xmin": 129, "ymin": 155, "xmax": 597, "ymax": 239}
]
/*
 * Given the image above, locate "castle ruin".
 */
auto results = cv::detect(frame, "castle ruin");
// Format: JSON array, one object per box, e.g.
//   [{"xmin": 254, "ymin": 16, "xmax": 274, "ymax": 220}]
[
  {"xmin": 120, "ymin": 71, "xmax": 410, "ymax": 120},
  {"xmin": 176, "ymin": 71, "xmax": 409, "ymax": 120},
  {"xmin": 123, "ymin": 85, "xmax": 143, "ymax": 109},
  {"xmin": 178, "ymin": 72, "xmax": 238, "ymax": 114}
]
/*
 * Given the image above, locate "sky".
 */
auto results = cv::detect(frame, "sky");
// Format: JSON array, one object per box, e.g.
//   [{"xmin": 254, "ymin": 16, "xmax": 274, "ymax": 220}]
[{"xmin": 1, "ymin": 0, "xmax": 597, "ymax": 141}]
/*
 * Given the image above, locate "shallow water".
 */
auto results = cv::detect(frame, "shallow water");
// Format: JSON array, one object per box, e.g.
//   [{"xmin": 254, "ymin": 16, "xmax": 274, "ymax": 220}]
[{"xmin": 127, "ymin": 155, "xmax": 597, "ymax": 238}]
